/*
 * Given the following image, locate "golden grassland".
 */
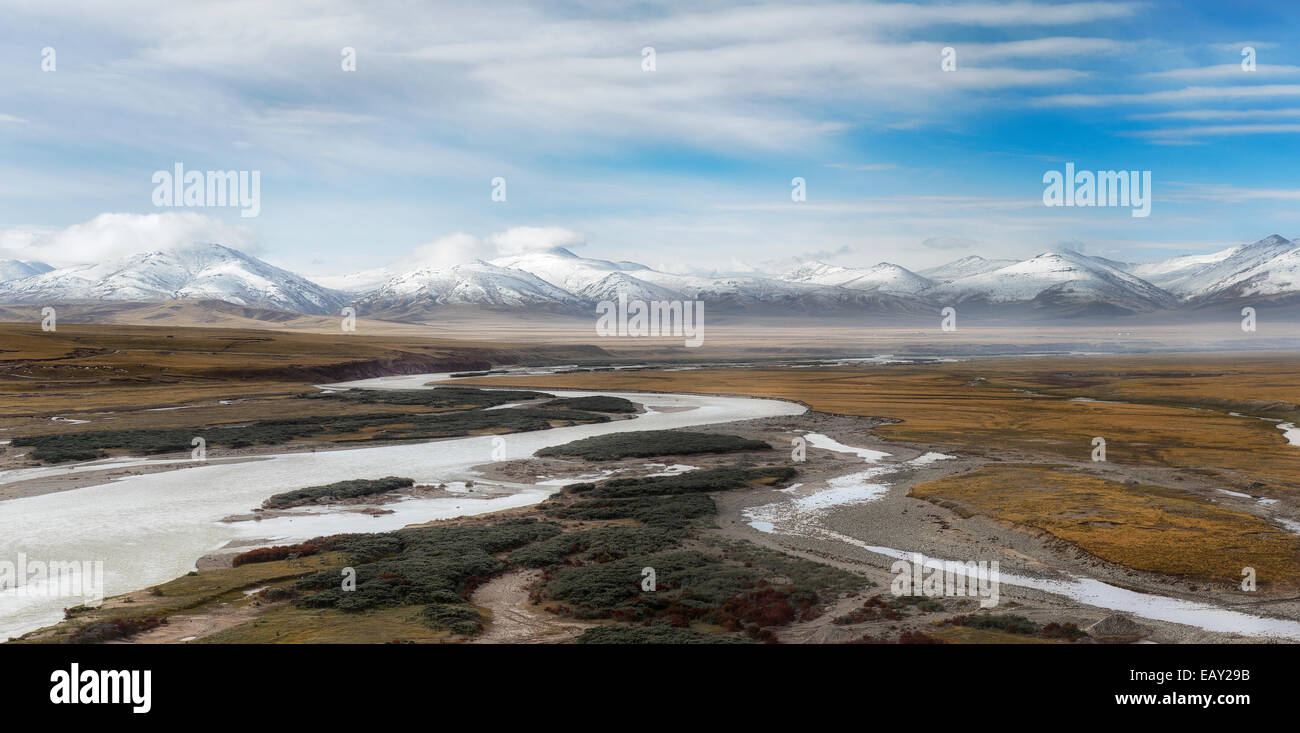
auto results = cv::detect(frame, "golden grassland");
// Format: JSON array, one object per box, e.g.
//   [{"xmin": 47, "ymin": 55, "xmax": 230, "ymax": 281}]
[
  {"xmin": 913, "ymin": 465, "xmax": 1300, "ymax": 588},
  {"xmin": 462, "ymin": 353, "xmax": 1300, "ymax": 585},
  {"xmin": 463, "ymin": 353, "xmax": 1300, "ymax": 493},
  {"xmin": 0, "ymin": 321, "xmax": 604, "ymax": 435}
]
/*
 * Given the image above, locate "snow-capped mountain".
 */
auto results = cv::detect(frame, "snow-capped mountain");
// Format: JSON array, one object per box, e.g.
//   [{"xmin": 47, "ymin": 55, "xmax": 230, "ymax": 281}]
[
  {"xmin": 780, "ymin": 261, "xmax": 933, "ymax": 295},
  {"xmin": 575, "ymin": 271, "xmax": 686, "ymax": 303},
  {"xmin": 357, "ymin": 260, "xmax": 584, "ymax": 315},
  {"xmin": 5, "ymin": 236, "xmax": 1300, "ymax": 321},
  {"xmin": 927, "ymin": 250, "xmax": 1177, "ymax": 314},
  {"xmin": 0, "ymin": 259, "xmax": 53, "ymax": 282},
  {"xmin": 313, "ymin": 266, "xmax": 398, "ymax": 294},
  {"xmin": 918, "ymin": 255, "xmax": 1017, "ymax": 283},
  {"xmin": 0, "ymin": 244, "xmax": 345, "ymax": 314},
  {"xmin": 489, "ymin": 247, "xmax": 650, "ymax": 294},
  {"xmin": 1128, "ymin": 235, "xmax": 1300, "ymax": 304},
  {"xmin": 485, "ymin": 248, "xmax": 926, "ymax": 313}
]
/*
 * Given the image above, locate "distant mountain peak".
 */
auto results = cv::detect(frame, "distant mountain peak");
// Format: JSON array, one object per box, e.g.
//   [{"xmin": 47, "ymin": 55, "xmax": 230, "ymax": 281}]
[
  {"xmin": 5, "ymin": 235, "xmax": 1300, "ymax": 320},
  {"xmin": 0, "ymin": 243, "xmax": 344, "ymax": 314}
]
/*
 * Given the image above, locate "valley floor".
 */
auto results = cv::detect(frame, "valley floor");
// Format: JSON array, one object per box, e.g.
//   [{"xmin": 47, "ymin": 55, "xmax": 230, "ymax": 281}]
[{"xmin": 5, "ymin": 327, "xmax": 1298, "ymax": 644}]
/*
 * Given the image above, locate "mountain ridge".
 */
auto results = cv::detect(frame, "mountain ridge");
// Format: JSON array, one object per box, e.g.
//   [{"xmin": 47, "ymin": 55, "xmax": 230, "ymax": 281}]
[{"xmin": 4, "ymin": 235, "xmax": 1299, "ymax": 321}]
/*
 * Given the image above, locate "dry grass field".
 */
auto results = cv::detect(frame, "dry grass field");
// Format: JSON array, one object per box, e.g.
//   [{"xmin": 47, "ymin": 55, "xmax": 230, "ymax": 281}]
[
  {"xmin": 913, "ymin": 465, "xmax": 1300, "ymax": 587},
  {"xmin": 463, "ymin": 353, "xmax": 1300, "ymax": 586},
  {"xmin": 0, "ymin": 321, "xmax": 605, "ymax": 438},
  {"xmin": 464, "ymin": 354, "xmax": 1300, "ymax": 491}
]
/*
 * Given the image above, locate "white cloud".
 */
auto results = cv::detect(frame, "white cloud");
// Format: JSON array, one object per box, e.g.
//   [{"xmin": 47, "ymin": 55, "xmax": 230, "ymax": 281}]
[
  {"xmin": 0, "ymin": 212, "xmax": 258, "ymax": 266},
  {"xmin": 1129, "ymin": 108, "xmax": 1300, "ymax": 120},
  {"xmin": 1037, "ymin": 84, "xmax": 1300, "ymax": 106},
  {"xmin": 1142, "ymin": 64, "xmax": 1300, "ymax": 80},
  {"xmin": 825, "ymin": 162, "xmax": 898, "ymax": 171},
  {"xmin": 487, "ymin": 226, "xmax": 585, "ymax": 255},
  {"xmin": 1130, "ymin": 123, "xmax": 1300, "ymax": 140},
  {"xmin": 393, "ymin": 226, "xmax": 588, "ymax": 271}
]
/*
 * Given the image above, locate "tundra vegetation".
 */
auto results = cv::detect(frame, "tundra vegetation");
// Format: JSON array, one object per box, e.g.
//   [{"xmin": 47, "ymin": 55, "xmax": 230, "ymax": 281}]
[
  {"xmin": 262, "ymin": 477, "xmax": 415, "ymax": 509},
  {"xmin": 537, "ymin": 429, "xmax": 769, "ymax": 460},
  {"xmin": 303, "ymin": 386, "xmax": 552, "ymax": 408},
  {"xmin": 463, "ymin": 355, "xmax": 1300, "ymax": 589},
  {"xmin": 538, "ymin": 395, "xmax": 637, "ymax": 413},
  {"xmin": 22, "ymin": 454, "xmax": 870, "ymax": 644},
  {"xmin": 13, "ymin": 400, "xmax": 613, "ymax": 463}
]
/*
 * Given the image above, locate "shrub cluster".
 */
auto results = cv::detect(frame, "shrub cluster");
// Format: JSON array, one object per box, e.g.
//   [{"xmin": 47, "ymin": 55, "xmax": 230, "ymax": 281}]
[
  {"xmin": 17, "ymin": 406, "xmax": 608, "ymax": 463},
  {"xmin": 507, "ymin": 526, "xmax": 682, "ymax": 567},
  {"xmin": 231, "ymin": 538, "xmax": 332, "ymax": 566},
  {"xmin": 303, "ymin": 386, "xmax": 550, "ymax": 408},
  {"xmin": 571, "ymin": 465, "xmax": 796, "ymax": 499},
  {"xmin": 293, "ymin": 519, "xmax": 562, "ymax": 635},
  {"xmin": 539, "ymin": 396, "xmax": 637, "ymax": 413},
  {"xmin": 262, "ymin": 477, "xmax": 414, "ymax": 509},
  {"xmin": 542, "ymin": 493, "xmax": 717, "ymax": 530},
  {"xmin": 576, "ymin": 625, "xmax": 753, "ymax": 644},
  {"xmin": 538, "ymin": 430, "xmax": 770, "ymax": 461},
  {"xmin": 69, "ymin": 615, "xmax": 167, "ymax": 643},
  {"xmin": 944, "ymin": 613, "xmax": 1041, "ymax": 635}
]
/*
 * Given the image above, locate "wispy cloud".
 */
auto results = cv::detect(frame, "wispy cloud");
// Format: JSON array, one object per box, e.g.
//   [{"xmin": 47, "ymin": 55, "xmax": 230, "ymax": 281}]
[
  {"xmin": 825, "ymin": 162, "xmax": 899, "ymax": 171},
  {"xmin": 1129, "ymin": 123, "xmax": 1300, "ymax": 139},
  {"xmin": 1129, "ymin": 108, "xmax": 1300, "ymax": 120},
  {"xmin": 1037, "ymin": 84, "xmax": 1300, "ymax": 106},
  {"xmin": 1142, "ymin": 64, "xmax": 1300, "ymax": 80}
]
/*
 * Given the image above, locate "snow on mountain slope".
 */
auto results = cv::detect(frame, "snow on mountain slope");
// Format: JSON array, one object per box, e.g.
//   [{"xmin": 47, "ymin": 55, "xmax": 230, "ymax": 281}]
[
  {"xmin": 489, "ymin": 247, "xmax": 649, "ymax": 294},
  {"xmin": 928, "ymin": 250, "xmax": 1176, "ymax": 313},
  {"xmin": 780, "ymin": 261, "xmax": 933, "ymax": 295},
  {"xmin": 358, "ymin": 260, "xmax": 583, "ymax": 312},
  {"xmin": 631, "ymin": 269, "xmax": 929, "ymax": 314},
  {"xmin": 1133, "ymin": 235, "xmax": 1300, "ymax": 302},
  {"xmin": 919, "ymin": 255, "xmax": 1017, "ymax": 283},
  {"xmin": 9, "ymin": 236, "xmax": 1300, "ymax": 319},
  {"xmin": 575, "ymin": 271, "xmax": 685, "ymax": 302},
  {"xmin": 0, "ymin": 259, "xmax": 53, "ymax": 282},
  {"xmin": 0, "ymin": 244, "xmax": 344, "ymax": 314},
  {"xmin": 1127, "ymin": 248, "xmax": 1238, "ymax": 289},
  {"xmin": 313, "ymin": 266, "xmax": 397, "ymax": 294}
]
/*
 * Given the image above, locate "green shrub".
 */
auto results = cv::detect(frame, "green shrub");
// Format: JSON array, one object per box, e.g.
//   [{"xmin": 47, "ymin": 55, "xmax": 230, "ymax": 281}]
[
  {"xmin": 540, "ymin": 396, "xmax": 637, "ymax": 413},
  {"xmin": 577, "ymin": 465, "xmax": 796, "ymax": 498},
  {"xmin": 543, "ymin": 494, "xmax": 717, "ymax": 530},
  {"xmin": 295, "ymin": 519, "xmax": 562, "ymax": 616},
  {"xmin": 951, "ymin": 613, "xmax": 1040, "ymax": 635},
  {"xmin": 303, "ymin": 386, "xmax": 551, "ymax": 408},
  {"xmin": 15, "ymin": 406, "xmax": 608, "ymax": 463},
  {"xmin": 422, "ymin": 603, "xmax": 484, "ymax": 635},
  {"xmin": 576, "ymin": 626, "xmax": 752, "ymax": 644},
  {"xmin": 507, "ymin": 526, "xmax": 683, "ymax": 567},
  {"xmin": 538, "ymin": 430, "xmax": 769, "ymax": 461},
  {"xmin": 262, "ymin": 477, "xmax": 414, "ymax": 509}
]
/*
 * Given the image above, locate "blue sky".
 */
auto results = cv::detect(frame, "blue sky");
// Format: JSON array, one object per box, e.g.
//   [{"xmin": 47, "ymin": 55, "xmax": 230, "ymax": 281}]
[{"xmin": 0, "ymin": 0, "xmax": 1297, "ymax": 281}]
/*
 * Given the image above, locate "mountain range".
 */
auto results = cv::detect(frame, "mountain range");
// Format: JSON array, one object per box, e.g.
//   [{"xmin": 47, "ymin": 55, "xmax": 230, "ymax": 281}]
[{"xmin": 2, "ymin": 235, "xmax": 1299, "ymax": 322}]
